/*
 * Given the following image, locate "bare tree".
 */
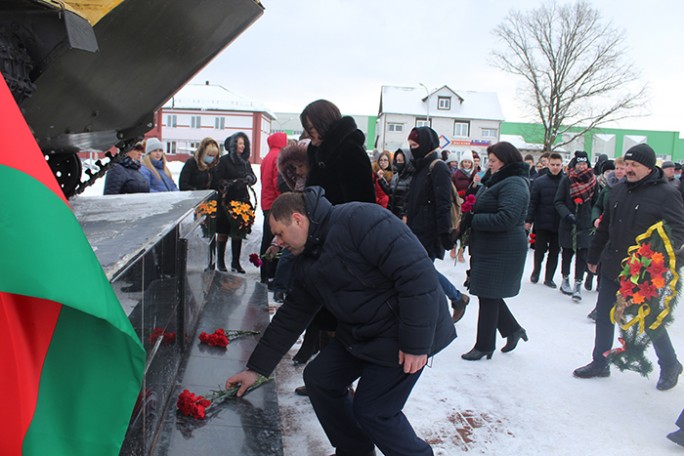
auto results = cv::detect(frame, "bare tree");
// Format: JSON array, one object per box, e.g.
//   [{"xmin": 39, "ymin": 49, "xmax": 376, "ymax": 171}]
[{"xmin": 491, "ymin": 1, "xmax": 648, "ymax": 151}]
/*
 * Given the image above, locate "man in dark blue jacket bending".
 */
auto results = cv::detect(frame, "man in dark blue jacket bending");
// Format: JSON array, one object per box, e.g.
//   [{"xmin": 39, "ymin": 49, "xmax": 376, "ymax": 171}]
[{"xmin": 227, "ymin": 186, "xmax": 456, "ymax": 456}]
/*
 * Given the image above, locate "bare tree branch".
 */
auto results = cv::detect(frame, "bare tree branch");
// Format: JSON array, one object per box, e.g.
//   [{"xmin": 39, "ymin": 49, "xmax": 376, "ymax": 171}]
[{"xmin": 491, "ymin": 0, "xmax": 649, "ymax": 152}]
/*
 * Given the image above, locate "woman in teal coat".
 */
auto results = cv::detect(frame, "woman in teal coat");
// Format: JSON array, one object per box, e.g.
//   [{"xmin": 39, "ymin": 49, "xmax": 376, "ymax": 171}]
[{"xmin": 462, "ymin": 142, "xmax": 530, "ymax": 361}]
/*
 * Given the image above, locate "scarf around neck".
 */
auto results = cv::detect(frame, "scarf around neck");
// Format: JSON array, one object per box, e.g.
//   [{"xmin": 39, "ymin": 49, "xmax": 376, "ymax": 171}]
[{"xmin": 568, "ymin": 167, "xmax": 596, "ymax": 203}]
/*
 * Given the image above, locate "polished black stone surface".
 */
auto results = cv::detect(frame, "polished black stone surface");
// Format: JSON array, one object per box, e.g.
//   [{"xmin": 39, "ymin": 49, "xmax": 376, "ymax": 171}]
[{"xmin": 150, "ymin": 274, "xmax": 283, "ymax": 456}]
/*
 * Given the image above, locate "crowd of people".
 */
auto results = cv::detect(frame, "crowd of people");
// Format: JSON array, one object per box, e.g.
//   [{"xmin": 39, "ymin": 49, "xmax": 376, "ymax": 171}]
[{"xmin": 101, "ymin": 100, "xmax": 684, "ymax": 454}]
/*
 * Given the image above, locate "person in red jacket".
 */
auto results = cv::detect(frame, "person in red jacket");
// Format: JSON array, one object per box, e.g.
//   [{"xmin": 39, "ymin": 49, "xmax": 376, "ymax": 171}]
[{"xmin": 259, "ymin": 132, "xmax": 288, "ymax": 283}]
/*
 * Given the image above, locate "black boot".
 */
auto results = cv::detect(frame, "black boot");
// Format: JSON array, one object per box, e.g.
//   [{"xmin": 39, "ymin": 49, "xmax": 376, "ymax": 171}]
[
  {"xmin": 216, "ymin": 240, "xmax": 228, "ymax": 272},
  {"xmin": 573, "ymin": 361, "xmax": 610, "ymax": 378},
  {"xmin": 657, "ymin": 362, "xmax": 683, "ymax": 391},
  {"xmin": 530, "ymin": 270, "xmax": 540, "ymax": 284},
  {"xmin": 584, "ymin": 273, "xmax": 594, "ymax": 291},
  {"xmin": 231, "ymin": 239, "xmax": 245, "ymax": 274},
  {"xmin": 501, "ymin": 328, "xmax": 528, "ymax": 353}
]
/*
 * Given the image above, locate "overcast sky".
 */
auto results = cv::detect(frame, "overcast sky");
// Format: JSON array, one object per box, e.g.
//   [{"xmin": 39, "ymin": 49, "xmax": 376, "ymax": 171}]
[{"xmin": 190, "ymin": 0, "xmax": 684, "ymax": 135}]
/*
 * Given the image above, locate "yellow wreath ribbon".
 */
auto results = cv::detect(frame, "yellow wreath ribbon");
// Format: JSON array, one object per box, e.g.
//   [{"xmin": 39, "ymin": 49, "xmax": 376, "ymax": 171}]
[{"xmin": 611, "ymin": 221, "xmax": 679, "ymax": 333}]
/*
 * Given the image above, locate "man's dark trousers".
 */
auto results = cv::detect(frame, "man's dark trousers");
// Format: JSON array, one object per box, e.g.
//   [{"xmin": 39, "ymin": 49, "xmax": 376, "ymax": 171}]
[
  {"xmin": 533, "ymin": 229, "xmax": 560, "ymax": 280},
  {"xmin": 303, "ymin": 339, "xmax": 433, "ymax": 456},
  {"xmin": 593, "ymin": 275, "xmax": 678, "ymax": 368}
]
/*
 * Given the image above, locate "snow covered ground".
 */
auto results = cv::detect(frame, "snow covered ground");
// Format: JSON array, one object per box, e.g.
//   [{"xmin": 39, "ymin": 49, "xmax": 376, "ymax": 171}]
[{"xmin": 80, "ymin": 161, "xmax": 684, "ymax": 455}]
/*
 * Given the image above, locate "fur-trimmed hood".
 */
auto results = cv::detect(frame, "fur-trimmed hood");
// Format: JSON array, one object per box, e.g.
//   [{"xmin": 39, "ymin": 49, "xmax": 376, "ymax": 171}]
[
  {"xmin": 225, "ymin": 132, "xmax": 251, "ymax": 164},
  {"xmin": 277, "ymin": 141, "xmax": 309, "ymax": 190}
]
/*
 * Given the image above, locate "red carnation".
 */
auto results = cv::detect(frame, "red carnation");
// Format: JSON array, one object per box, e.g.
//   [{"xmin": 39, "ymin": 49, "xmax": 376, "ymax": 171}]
[
  {"xmin": 177, "ymin": 389, "xmax": 211, "ymax": 419},
  {"xmin": 249, "ymin": 253, "xmax": 263, "ymax": 267},
  {"xmin": 573, "ymin": 197, "xmax": 583, "ymax": 205}
]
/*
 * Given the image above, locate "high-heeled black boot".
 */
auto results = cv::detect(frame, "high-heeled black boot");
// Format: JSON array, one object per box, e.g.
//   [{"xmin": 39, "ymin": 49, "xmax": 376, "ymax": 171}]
[
  {"xmin": 216, "ymin": 240, "xmax": 227, "ymax": 272},
  {"xmin": 231, "ymin": 239, "xmax": 245, "ymax": 274},
  {"xmin": 501, "ymin": 328, "xmax": 528, "ymax": 353},
  {"xmin": 461, "ymin": 348, "xmax": 493, "ymax": 361}
]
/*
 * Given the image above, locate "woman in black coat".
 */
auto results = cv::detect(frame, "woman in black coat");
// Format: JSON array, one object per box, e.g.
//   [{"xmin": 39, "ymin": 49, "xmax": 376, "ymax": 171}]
[
  {"xmin": 214, "ymin": 132, "xmax": 257, "ymax": 273},
  {"xmin": 103, "ymin": 142, "xmax": 150, "ymax": 195},
  {"xmin": 178, "ymin": 137, "xmax": 220, "ymax": 191},
  {"xmin": 302, "ymin": 100, "xmax": 375, "ymax": 205},
  {"xmin": 291, "ymin": 100, "xmax": 375, "ymax": 376},
  {"xmin": 388, "ymin": 148, "xmax": 414, "ymax": 219},
  {"xmin": 462, "ymin": 142, "xmax": 530, "ymax": 361}
]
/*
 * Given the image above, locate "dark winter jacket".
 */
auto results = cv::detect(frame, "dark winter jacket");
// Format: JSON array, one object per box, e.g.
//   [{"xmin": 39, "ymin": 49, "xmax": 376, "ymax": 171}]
[
  {"xmin": 527, "ymin": 170, "xmax": 564, "ymax": 232},
  {"xmin": 588, "ymin": 168, "xmax": 684, "ymax": 280},
  {"xmin": 103, "ymin": 156, "xmax": 150, "ymax": 195},
  {"xmin": 140, "ymin": 159, "xmax": 178, "ymax": 192},
  {"xmin": 179, "ymin": 157, "xmax": 216, "ymax": 191},
  {"xmin": 554, "ymin": 174, "xmax": 598, "ymax": 249},
  {"xmin": 405, "ymin": 152, "xmax": 453, "ymax": 260},
  {"xmin": 388, "ymin": 150, "xmax": 414, "ymax": 219},
  {"xmin": 214, "ymin": 132, "xmax": 258, "ymax": 234},
  {"xmin": 305, "ymin": 116, "xmax": 375, "ymax": 205},
  {"xmin": 245, "ymin": 187, "xmax": 457, "ymax": 376},
  {"xmin": 468, "ymin": 162, "xmax": 530, "ymax": 298}
]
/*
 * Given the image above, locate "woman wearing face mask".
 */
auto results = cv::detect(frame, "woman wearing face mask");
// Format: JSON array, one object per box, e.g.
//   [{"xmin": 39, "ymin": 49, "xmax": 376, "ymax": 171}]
[
  {"xmin": 179, "ymin": 137, "xmax": 221, "ymax": 191},
  {"xmin": 140, "ymin": 138, "xmax": 179, "ymax": 192},
  {"xmin": 405, "ymin": 126, "xmax": 470, "ymax": 323}
]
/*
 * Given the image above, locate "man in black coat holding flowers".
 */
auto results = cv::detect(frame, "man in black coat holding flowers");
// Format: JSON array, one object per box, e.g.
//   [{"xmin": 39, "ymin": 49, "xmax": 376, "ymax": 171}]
[
  {"xmin": 574, "ymin": 144, "xmax": 684, "ymax": 391},
  {"xmin": 227, "ymin": 187, "xmax": 455, "ymax": 456}
]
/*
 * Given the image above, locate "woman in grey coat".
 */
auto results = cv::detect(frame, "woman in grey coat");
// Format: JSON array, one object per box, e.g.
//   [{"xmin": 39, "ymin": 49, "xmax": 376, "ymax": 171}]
[{"xmin": 462, "ymin": 142, "xmax": 530, "ymax": 361}]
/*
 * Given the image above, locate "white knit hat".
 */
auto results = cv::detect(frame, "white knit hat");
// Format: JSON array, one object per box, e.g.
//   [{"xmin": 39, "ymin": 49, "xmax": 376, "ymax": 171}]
[{"xmin": 460, "ymin": 150, "xmax": 474, "ymax": 165}]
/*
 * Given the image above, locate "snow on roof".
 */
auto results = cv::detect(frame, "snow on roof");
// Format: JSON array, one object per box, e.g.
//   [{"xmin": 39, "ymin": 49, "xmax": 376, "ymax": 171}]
[
  {"xmin": 380, "ymin": 85, "xmax": 505, "ymax": 121},
  {"xmin": 500, "ymin": 134, "xmax": 568, "ymax": 153},
  {"xmin": 162, "ymin": 83, "xmax": 275, "ymax": 118},
  {"xmin": 500, "ymin": 134, "xmax": 544, "ymax": 152}
]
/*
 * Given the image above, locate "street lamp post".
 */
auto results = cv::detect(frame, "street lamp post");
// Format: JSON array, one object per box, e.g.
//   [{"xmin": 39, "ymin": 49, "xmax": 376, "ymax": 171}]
[{"xmin": 419, "ymin": 83, "xmax": 430, "ymax": 125}]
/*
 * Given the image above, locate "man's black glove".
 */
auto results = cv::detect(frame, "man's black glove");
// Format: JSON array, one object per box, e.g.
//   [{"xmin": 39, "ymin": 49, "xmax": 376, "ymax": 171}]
[
  {"xmin": 440, "ymin": 233, "xmax": 455, "ymax": 251},
  {"xmin": 565, "ymin": 213, "xmax": 577, "ymax": 225}
]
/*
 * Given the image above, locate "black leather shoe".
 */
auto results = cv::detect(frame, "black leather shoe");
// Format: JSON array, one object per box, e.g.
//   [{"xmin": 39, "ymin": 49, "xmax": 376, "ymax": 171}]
[
  {"xmin": 501, "ymin": 328, "xmax": 528, "ymax": 353},
  {"xmin": 573, "ymin": 361, "xmax": 610, "ymax": 378},
  {"xmin": 461, "ymin": 348, "xmax": 493, "ymax": 361},
  {"xmin": 667, "ymin": 429, "xmax": 684, "ymax": 447},
  {"xmin": 231, "ymin": 263, "xmax": 246, "ymax": 274},
  {"xmin": 294, "ymin": 385, "xmax": 308, "ymax": 396},
  {"xmin": 657, "ymin": 362, "xmax": 683, "ymax": 391},
  {"xmin": 530, "ymin": 271, "xmax": 539, "ymax": 283},
  {"xmin": 543, "ymin": 279, "xmax": 557, "ymax": 289},
  {"xmin": 587, "ymin": 307, "xmax": 597, "ymax": 321}
]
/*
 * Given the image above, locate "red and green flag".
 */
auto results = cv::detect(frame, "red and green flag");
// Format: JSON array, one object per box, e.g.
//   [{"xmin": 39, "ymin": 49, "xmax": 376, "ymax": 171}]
[{"xmin": 0, "ymin": 78, "xmax": 145, "ymax": 454}]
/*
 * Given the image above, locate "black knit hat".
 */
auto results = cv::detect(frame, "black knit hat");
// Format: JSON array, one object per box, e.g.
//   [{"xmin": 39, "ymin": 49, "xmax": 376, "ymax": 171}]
[
  {"xmin": 624, "ymin": 144, "xmax": 656, "ymax": 169},
  {"xmin": 574, "ymin": 150, "xmax": 589, "ymax": 163},
  {"xmin": 601, "ymin": 160, "xmax": 615, "ymax": 173}
]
